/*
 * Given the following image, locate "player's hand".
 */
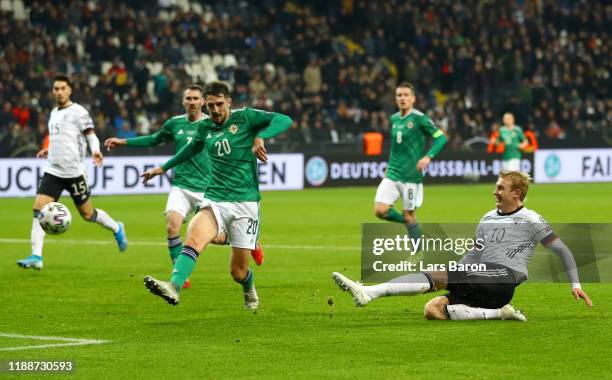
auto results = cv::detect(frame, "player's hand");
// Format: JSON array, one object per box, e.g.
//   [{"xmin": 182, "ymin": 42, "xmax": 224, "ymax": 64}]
[
  {"xmin": 36, "ymin": 148, "xmax": 48, "ymax": 159},
  {"xmin": 252, "ymin": 137, "xmax": 268, "ymax": 163},
  {"xmin": 417, "ymin": 156, "xmax": 431, "ymax": 171},
  {"xmin": 92, "ymin": 151, "xmax": 104, "ymax": 166},
  {"xmin": 572, "ymin": 288, "xmax": 593, "ymax": 308},
  {"xmin": 104, "ymin": 137, "xmax": 126, "ymax": 151},
  {"xmin": 141, "ymin": 166, "xmax": 164, "ymax": 184}
]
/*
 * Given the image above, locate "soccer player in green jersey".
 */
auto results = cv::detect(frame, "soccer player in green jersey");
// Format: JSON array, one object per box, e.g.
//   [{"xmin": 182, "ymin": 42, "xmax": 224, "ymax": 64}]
[
  {"xmin": 140, "ymin": 82, "xmax": 292, "ymax": 309},
  {"xmin": 374, "ymin": 83, "xmax": 447, "ymax": 240},
  {"xmin": 104, "ymin": 85, "xmax": 264, "ymax": 289},
  {"xmin": 495, "ymin": 112, "xmax": 528, "ymax": 171}
]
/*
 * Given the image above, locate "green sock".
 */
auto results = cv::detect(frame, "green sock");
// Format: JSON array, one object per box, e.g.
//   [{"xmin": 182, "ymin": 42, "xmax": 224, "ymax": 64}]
[
  {"xmin": 407, "ymin": 223, "xmax": 421, "ymax": 240},
  {"xmin": 238, "ymin": 269, "xmax": 254, "ymax": 292},
  {"xmin": 170, "ymin": 246, "xmax": 199, "ymax": 290},
  {"xmin": 386, "ymin": 208, "xmax": 405, "ymax": 223},
  {"xmin": 167, "ymin": 236, "xmax": 182, "ymax": 263}
]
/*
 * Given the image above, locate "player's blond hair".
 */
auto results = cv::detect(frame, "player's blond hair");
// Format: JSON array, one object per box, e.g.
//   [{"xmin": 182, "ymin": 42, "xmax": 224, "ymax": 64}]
[{"xmin": 499, "ymin": 170, "xmax": 531, "ymax": 201}]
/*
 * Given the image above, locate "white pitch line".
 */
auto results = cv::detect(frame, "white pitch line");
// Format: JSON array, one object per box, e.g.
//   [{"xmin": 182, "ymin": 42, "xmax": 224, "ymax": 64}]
[
  {"xmin": 0, "ymin": 333, "xmax": 109, "ymax": 352},
  {"xmin": 0, "ymin": 238, "xmax": 359, "ymax": 251}
]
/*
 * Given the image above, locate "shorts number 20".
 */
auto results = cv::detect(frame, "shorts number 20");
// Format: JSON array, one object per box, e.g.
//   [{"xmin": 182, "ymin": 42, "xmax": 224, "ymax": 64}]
[{"xmin": 246, "ymin": 219, "xmax": 258, "ymax": 235}]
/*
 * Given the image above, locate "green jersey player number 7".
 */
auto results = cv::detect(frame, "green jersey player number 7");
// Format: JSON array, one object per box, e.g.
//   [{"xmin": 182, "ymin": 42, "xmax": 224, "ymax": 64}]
[{"xmin": 140, "ymin": 82, "xmax": 292, "ymax": 310}]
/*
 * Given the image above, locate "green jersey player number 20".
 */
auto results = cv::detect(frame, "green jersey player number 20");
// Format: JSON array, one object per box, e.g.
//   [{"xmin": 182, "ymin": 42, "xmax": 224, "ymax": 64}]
[{"xmin": 140, "ymin": 82, "xmax": 292, "ymax": 310}]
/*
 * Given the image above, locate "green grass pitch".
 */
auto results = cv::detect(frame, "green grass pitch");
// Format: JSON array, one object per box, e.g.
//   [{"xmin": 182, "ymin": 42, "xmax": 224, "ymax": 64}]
[{"xmin": 1, "ymin": 183, "xmax": 611, "ymax": 378}]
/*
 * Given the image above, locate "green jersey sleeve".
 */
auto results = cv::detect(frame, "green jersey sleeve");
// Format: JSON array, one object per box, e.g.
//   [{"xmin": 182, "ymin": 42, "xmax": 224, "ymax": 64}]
[
  {"xmin": 517, "ymin": 127, "xmax": 526, "ymax": 143},
  {"xmin": 244, "ymin": 108, "xmax": 293, "ymax": 138},
  {"xmin": 126, "ymin": 121, "xmax": 173, "ymax": 147},
  {"xmin": 420, "ymin": 114, "xmax": 447, "ymax": 158},
  {"xmin": 161, "ymin": 124, "xmax": 206, "ymax": 172}
]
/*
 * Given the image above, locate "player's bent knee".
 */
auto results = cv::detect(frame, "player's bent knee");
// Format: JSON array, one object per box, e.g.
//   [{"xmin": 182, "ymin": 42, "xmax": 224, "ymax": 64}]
[
  {"xmin": 80, "ymin": 209, "xmax": 94, "ymax": 221},
  {"xmin": 374, "ymin": 205, "xmax": 389, "ymax": 219},
  {"xmin": 230, "ymin": 267, "xmax": 247, "ymax": 282},
  {"xmin": 424, "ymin": 297, "xmax": 448, "ymax": 320},
  {"xmin": 404, "ymin": 212, "xmax": 417, "ymax": 225},
  {"xmin": 166, "ymin": 223, "xmax": 181, "ymax": 237}
]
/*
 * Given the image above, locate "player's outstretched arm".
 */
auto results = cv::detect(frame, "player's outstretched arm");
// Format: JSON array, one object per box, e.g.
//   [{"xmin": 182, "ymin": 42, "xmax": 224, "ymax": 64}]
[
  {"xmin": 141, "ymin": 166, "xmax": 165, "ymax": 183},
  {"xmin": 255, "ymin": 111, "xmax": 293, "ymax": 139},
  {"xmin": 546, "ymin": 237, "xmax": 593, "ymax": 308},
  {"xmin": 84, "ymin": 129, "xmax": 103, "ymax": 166},
  {"xmin": 104, "ymin": 137, "xmax": 127, "ymax": 151},
  {"xmin": 142, "ymin": 136, "xmax": 204, "ymax": 184},
  {"xmin": 164, "ymin": 137, "xmax": 202, "ymax": 169}
]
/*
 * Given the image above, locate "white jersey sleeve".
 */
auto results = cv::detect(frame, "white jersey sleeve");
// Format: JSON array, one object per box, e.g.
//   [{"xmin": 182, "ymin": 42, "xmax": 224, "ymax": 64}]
[
  {"xmin": 45, "ymin": 103, "xmax": 94, "ymax": 178},
  {"xmin": 528, "ymin": 211, "xmax": 554, "ymax": 243}
]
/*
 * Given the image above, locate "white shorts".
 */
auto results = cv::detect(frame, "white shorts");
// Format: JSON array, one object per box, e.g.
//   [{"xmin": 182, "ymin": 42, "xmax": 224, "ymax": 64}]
[
  {"xmin": 374, "ymin": 178, "xmax": 423, "ymax": 211},
  {"xmin": 165, "ymin": 186, "xmax": 205, "ymax": 218},
  {"xmin": 502, "ymin": 159, "xmax": 521, "ymax": 171},
  {"xmin": 198, "ymin": 199, "xmax": 259, "ymax": 250}
]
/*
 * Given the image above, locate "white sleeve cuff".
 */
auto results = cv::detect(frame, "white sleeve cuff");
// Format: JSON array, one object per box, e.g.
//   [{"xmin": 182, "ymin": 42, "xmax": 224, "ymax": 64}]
[
  {"xmin": 571, "ymin": 283, "xmax": 581, "ymax": 289},
  {"xmin": 86, "ymin": 133, "xmax": 101, "ymax": 153}
]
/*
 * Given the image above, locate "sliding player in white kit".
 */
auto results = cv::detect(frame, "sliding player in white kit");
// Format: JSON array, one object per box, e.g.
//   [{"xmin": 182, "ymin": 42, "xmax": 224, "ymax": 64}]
[
  {"xmin": 17, "ymin": 74, "xmax": 127, "ymax": 270},
  {"xmin": 333, "ymin": 171, "xmax": 592, "ymax": 321}
]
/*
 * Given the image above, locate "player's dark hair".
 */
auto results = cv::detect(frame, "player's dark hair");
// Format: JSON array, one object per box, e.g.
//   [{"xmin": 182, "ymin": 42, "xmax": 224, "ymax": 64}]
[
  {"xmin": 203, "ymin": 82, "xmax": 230, "ymax": 98},
  {"xmin": 52, "ymin": 73, "xmax": 72, "ymax": 88},
  {"xmin": 397, "ymin": 82, "xmax": 415, "ymax": 94},
  {"xmin": 185, "ymin": 84, "xmax": 203, "ymax": 94}
]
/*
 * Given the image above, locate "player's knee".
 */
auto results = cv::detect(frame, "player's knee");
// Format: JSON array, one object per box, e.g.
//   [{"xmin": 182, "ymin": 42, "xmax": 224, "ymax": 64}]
[
  {"xmin": 404, "ymin": 211, "xmax": 417, "ymax": 225},
  {"xmin": 166, "ymin": 223, "xmax": 180, "ymax": 237},
  {"xmin": 80, "ymin": 208, "xmax": 95, "ymax": 221},
  {"xmin": 424, "ymin": 297, "xmax": 447, "ymax": 320},
  {"xmin": 230, "ymin": 267, "xmax": 247, "ymax": 282},
  {"xmin": 184, "ymin": 236, "xmax": 203, "ymax": 251},
  {"xmin": 374, "ymin": 205, "xmax": 388, "ymax": 219}
]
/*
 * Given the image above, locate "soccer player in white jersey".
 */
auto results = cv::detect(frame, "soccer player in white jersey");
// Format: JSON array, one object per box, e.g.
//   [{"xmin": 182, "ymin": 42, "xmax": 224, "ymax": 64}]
[
  {"xmin": 17, "ymin": 74, "xmax": 127, "ymax": 270},
  {"xmin": 333, "ymin": 170, "xmax": 593, "ymax": 321}
]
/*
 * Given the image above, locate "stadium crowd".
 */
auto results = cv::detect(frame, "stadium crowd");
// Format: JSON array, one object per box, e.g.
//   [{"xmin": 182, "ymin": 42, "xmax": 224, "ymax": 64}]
[{"xmin": 0, "ymin": 0, "xmax": 609, "ymax": 156}]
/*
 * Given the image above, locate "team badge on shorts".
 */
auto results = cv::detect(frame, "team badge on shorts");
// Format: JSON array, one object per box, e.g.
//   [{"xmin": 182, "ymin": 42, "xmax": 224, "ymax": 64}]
[{"xmin": 229, "ymin": 124, "xmax": 239, "ymax": 134}]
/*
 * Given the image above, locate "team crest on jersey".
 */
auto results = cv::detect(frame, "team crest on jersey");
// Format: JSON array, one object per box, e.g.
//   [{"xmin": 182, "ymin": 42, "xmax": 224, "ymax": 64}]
[
  {"xmin": 229, "ymin": 124, "xmax": 239, "ymax": 134},
  {"xmin": 177, "ymin": 129, "xmax": 184, "ymax": 135},
  {"xmin": 407, "ymin": 122, "xmax": 414, "ymax": 129},
  {"xmin": 512, "ymin": 217, "xmax": 524, "ymax": 226}
]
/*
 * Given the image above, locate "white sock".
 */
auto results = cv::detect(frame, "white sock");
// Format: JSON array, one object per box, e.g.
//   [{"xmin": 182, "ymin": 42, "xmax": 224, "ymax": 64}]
[
  {"xmin": 364, "ymin": 273, "xmax": 432, "ymax": 299},
  {"xmin": 91, "ymin": 208, "xmax": 119, "ymax": 233},
  {"xmin": 445, "ymin": 304, "xmax": 501, "ymax": 320},
  {"xmin": 31, "ymin": 216, "xmax": 45, "ymax": 257}
]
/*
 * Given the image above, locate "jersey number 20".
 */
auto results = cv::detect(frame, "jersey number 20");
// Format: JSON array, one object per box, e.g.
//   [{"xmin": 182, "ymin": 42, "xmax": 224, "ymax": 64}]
[{"xmin": 215, "ymin": 139, "xmax": 232, "ymax": 156}]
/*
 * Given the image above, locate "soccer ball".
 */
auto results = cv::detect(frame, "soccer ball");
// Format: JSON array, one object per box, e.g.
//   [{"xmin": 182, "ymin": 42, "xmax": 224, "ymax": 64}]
[{"xmin": 39, "ymin": 202, "xmax": 72, "ymax": 235}]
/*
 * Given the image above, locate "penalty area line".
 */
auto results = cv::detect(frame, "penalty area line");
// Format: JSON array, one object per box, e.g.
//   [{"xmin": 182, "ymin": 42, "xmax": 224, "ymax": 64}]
[
  {"xmin": 0, "ymin": 333, "xmax": 109, "ymax": 352},
  {"xmin": 0, "ymin": 238, "xmax": 359, "ymax": 251}
]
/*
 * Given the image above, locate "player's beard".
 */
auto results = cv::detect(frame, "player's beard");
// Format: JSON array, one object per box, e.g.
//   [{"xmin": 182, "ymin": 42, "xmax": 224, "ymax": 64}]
[
  {"xmin": 211, "ymin": 112, "xmax": 225, "ymax": 124},
  {"xmin": 56, "ymin": 97, "xmax": 69, "ymax": 108}
]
